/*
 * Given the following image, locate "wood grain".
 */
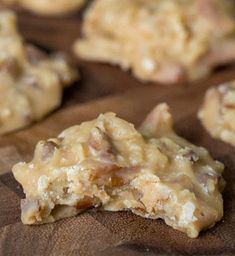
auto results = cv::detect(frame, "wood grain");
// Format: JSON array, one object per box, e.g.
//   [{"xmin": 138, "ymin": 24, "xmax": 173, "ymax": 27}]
[{"xmin": 0, "ymin": 6, "xmax": 235, "ymax": 256}]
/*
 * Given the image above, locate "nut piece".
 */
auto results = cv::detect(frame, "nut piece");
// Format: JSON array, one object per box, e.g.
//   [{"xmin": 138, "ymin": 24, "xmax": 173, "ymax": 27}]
[{"xmin": 13, "ymin": 104, "xmax": 225, "ymax": 238}]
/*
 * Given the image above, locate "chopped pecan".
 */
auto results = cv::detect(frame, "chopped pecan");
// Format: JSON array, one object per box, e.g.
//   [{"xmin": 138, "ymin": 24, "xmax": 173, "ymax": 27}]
[
  {"xmin": 41, "ymin": 140, "xmax": 58, "ymax": 161},
  {"xmin": 76, "ymin": 196, "xmax": 100, "ymax": 210},
  {"xmin": 183, "ymin": 149, "xmax": 199, "ymax": 162},
  {"xmin": 26, "ymin": 45, "xmax": 47, "ymax": 64},
  {"xmin": 0, "ymin": 58, "xmax": 21, "ymax": 77}
]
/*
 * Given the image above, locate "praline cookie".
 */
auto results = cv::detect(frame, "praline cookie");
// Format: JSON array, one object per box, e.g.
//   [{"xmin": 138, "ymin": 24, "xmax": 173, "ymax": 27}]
[
  {"xmin": 13, "ymin": 103, "xmax": 225, "ymax": 238},
  {"xmin": 198, "ymin": 81, "xmax": 235, "ymax": 146},
  {"xmin": 75, "ymin": 0, "xmax": 235, "ymax": 84},
  {"xmin": 0, "ymin": 10, "xmax": 78, "ymax": 135},
  {"xmin": 2, "ymin": 0, "xmax": 85, "ymax": 15}
]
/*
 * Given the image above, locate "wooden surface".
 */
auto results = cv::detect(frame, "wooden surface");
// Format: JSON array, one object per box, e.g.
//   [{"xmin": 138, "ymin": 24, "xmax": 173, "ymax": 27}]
[{"xmin": 0, "ymin": 7, "xmax": 235, "ymax": 256}]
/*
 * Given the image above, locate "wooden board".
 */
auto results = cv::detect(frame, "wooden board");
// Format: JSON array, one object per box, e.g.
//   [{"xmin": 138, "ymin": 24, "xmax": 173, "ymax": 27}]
[{"xmin": 0, "ymin": 7, "xmax": 235, "ymax": 256}]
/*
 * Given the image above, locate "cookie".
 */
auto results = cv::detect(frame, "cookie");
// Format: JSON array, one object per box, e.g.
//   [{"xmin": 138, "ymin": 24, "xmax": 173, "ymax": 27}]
[
  {"xmin": 2, "ymin": 0, "xmax": 85, "ymax": 15},
  {"xmin": 75, "ymin": 0, "xmax": 235, "ymax": 84},
  {"xmin": 13, "ymin": 103, "xmax": 225, "ymax": 238},
  {"xmin": 0, "ymin": 10, "xmax": 78, "ymax": 135},
  {"xmin": 198, "ymin": 81, "xmax": 235, "ymax": 146}
]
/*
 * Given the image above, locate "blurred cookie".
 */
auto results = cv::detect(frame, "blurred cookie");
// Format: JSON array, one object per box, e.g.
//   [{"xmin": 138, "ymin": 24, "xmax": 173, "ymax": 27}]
[
  {"xmin": 75, "ymin": 0, "xmax": 235, "ymax": 84},
  {"xmin": 198, "ymin": 82, "xmax": 235, "ymax": 146},
  {"xmin": 2, "ymin": 0, "xmax": 85, "ymax": 15},
  {"xmin": 0, "ymin": 10, "xmax": 78, "ymax": 135}
]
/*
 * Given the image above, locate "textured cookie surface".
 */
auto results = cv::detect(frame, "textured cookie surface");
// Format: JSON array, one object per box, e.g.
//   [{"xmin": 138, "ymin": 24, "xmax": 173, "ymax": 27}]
[
  {"xmin": 13, "ymin": 103, "xmax": 225, "ymax": 238},
  {"xmin": 75, "ymin": 0, "xmax": 235, "ymax": 84},
  {"xmin": 198, "ymin": 81, "xmax": 235, "ymax": 146},
  {"xmin": 0, "ymin": 10, "xmax": 77, "ymax": 135}
]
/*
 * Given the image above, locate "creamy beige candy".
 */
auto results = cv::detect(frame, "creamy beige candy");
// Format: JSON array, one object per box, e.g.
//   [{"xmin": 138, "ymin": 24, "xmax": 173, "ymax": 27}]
[
  {"xmin": 198, "ymin": 81, "xmax": 235, "ymax": 146},
  {"xmin": 0, "ymin": 10, "xmax": 77, "ymax": 135},
  {"xmin": 75, "ymin": 0, "xmax": 235, "ymax": 84},
  {"xmin": 1, "ymin": 0, "xmax": 85, "ymax": 15},
  {"xmin": 13, "ymin": 103, "xmax": 225, "ymax": 238}
]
